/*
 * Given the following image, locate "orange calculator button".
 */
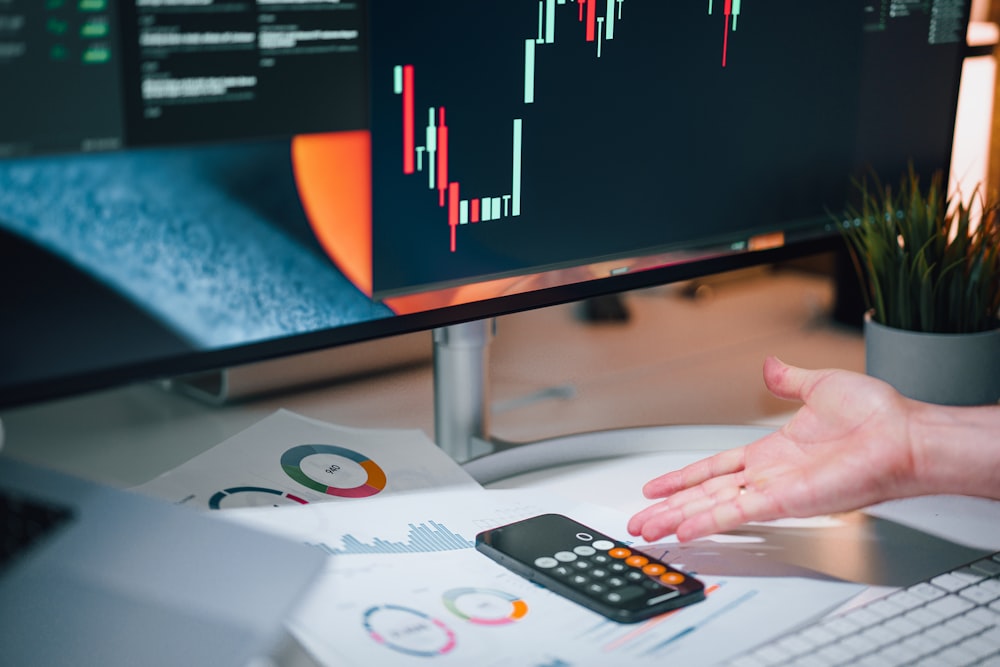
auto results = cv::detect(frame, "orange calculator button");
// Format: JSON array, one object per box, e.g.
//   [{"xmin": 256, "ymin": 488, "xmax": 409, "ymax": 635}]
[
  {"xmin": 625, "ymin": 555, "xmax": 649, "ymax": 568},
  {"xmin": 609, "ymin": 548, "xmax": 631, "ymax": 559},
  {"xmin": 642, "ymin": 563, "xmax": 666, "ymax": 576},
  {"xmin": 659, "ymin": 572, "xmax": 686, "ymax": 585}
]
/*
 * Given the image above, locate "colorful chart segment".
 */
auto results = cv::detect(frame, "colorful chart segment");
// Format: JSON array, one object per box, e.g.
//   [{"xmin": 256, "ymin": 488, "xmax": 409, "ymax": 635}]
[
  {"xmin": 442, "ymin": 588, "xmax": 529, "ymax": 626},
  {"xmin": 207, "ymin": 486, "xmax": 308, "ymax": 510},
  {"xmin": 363, "ymin": 605, "xmax": 458, "ymax": 657},
  {"xmin": 280, "ymin": 444, "xmax": 387, "ymax": 498},
  {"xmin": 393, "ymin": 1, "xmax": 750, "ymax": 255}
]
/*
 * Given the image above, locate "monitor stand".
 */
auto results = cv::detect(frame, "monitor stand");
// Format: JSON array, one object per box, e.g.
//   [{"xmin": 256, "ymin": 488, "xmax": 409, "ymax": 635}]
[{"xmin": 432, "ymin": 319, "xmax": 495, "ymax": 462}]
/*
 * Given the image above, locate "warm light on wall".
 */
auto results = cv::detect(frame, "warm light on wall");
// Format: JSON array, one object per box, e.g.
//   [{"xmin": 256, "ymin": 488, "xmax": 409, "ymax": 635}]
[{"xmin": 949, "ymin": 20, "xmax": 998, "ymax": 203}]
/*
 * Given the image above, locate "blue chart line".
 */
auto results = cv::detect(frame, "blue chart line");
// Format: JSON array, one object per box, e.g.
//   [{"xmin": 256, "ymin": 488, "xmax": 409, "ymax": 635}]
[
  {"xmin": 311, "ymin": 521, "xmax": 475, "ymax": 555},
  {"xmin": 643, "ymin": 588, "xmax": 759, "ymax": 656}
]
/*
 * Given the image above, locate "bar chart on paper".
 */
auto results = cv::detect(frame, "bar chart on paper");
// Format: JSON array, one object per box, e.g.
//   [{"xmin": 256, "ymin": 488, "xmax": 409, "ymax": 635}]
[
  {"xmin": 370, "ymin": 1, "xmax": 866, "ymax": 296},
  {"xmin": 311, "ymin": 520, "xmax": 475, "ymax": 556}
]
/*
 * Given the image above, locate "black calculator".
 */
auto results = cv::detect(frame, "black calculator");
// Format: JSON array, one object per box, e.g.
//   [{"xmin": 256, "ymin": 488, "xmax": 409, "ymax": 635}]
[{"xmin": 475, "ymin": 513, "xmax": 705, "ymax": 623}]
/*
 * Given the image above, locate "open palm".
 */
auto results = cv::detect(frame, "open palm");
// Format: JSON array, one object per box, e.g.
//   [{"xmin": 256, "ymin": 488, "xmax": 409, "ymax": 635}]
[{"xmin": 627, "ymin": 357, "xmax": 922, "ymax": 542}]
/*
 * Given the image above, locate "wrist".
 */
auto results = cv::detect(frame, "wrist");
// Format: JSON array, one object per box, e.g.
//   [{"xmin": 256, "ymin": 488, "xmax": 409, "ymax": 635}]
[{"xmin": 908, "ymin": 401, "xmax": 1000, "ymax": 499}]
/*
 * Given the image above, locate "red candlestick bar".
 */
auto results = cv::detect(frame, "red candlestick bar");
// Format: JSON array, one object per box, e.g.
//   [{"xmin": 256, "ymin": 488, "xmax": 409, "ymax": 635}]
[
  {"xmin": 722, "ymin": 0, "xmax": 732, "ymax": 67},
  {"xmin": 578, "ymin": 0, "xmax": 585, "ymax": 21},
  {"xmin": 471, "ymin": 198, "xmax": 480, "ymax": 223},
  {"xmin": 448, "ymin": 182, "xmax": 460, "ymax": 252},
  {"xmin": 586, "ymin": 0, "xmax": 596, "ymax": 41},
  {"xmin": 437, "ymin": 107, "xmax": 449, "ymax": 206},
  {"xmin": 402, "ymin": 65, "xmax": 415, "ymax": 174}
]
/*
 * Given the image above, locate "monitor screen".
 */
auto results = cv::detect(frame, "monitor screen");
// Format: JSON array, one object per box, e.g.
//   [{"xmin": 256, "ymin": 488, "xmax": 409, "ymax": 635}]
[{"xmin": 0, "ymin": 0, "xmax": 970, "ymax": 408}]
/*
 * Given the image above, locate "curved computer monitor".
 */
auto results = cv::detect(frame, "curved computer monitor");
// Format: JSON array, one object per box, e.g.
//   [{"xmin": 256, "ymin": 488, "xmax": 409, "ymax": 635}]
[{"xmin": 0, "ymin": 1, "xmax": 971, "ymax": 409}]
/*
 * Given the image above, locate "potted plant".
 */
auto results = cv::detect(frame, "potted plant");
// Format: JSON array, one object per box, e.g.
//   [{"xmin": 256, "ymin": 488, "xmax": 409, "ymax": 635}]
[{"xmin": 839, "ymin": 165, "xmax": 1000, "ymax": 405}]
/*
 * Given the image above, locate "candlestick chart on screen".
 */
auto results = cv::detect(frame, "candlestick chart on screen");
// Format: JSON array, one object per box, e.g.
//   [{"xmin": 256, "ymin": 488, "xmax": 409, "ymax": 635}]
[{"xmin": 369, "ymin": 1, "xmax": 866, "ymax": 297}]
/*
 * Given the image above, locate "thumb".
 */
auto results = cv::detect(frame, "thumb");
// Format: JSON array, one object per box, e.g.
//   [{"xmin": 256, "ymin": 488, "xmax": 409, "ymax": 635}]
[{"xmin": 762, "ymin": 356, "xmax": 816, "ymax": 402}]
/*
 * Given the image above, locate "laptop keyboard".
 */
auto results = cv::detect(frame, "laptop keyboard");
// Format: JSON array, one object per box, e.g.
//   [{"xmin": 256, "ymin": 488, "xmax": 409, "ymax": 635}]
[
  {"xmin": 732, "ymin": 552, "xmax": 1000, "ymax": 666},
  {"xmin": 1, "ymin": 489, "xmax": 74, "ymax": 570}
]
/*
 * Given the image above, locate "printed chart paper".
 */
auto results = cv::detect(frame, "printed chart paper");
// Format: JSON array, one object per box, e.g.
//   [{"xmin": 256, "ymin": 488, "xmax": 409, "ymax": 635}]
[
  {"xmin": 133, "ymin": 409, "xmax": 481, "ymax": 510},
  {"xmin": 227, "ymin": 489, "xmax": 864, "ymax": 666}
]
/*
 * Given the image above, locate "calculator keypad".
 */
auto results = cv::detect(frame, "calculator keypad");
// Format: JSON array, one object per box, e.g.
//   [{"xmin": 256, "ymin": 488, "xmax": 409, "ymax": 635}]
[{"xmin": 533, "ymin": 540, "xmax": 687, "ymax": 607}]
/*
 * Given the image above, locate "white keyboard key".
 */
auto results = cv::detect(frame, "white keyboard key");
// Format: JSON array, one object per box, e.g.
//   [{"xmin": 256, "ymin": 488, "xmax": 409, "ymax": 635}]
[
  {"xmin": 896, "ymin": 632, "xmax": 941, "ymax": 657},
  {"xmin": 776, "ymin": 635, "xmax": 815, "ymax": 657},
  {"xmin": 906, "ymin": 606, "xmax": 944, "ymax": 627},
  {"xmin": 925, "ymin": 621, "xmax": 963, "ymax": 646},
  {"xmin": 981, "ymin": 578, "xmax": 1000, "ymax": 595},
  {"xmin": 935, "ymin": 644, "xmax": 980, "ymax": 666},
  {"xmin": 961, "ymin": 582, "xmax": 1000, "ymax": 605},
  {"xmin": 753, "ymin": 644, "xmax": 791, "ymax": 664},
  {"xmin": 861, "ymin": 624, "xmax": 899, "ymax": 648},
  {"xmin": 932, "ymin": 573, "xmax": 974, "ymax": 593},
  {"xmin": 855, "ymin": 654, "xmax": 895, "ymax": 667},
  {"xmin": 845, "ymin": 606, "xmax": 883, "ymax": 627},
  {"xmin": 961, "ymin": 635, "xmax": 999, "ymax": 660},
  {"xmin": 926, "ymin": 594, "xmax": 975, "ymax": 619},
  {"xmin": 815, "ymin": 642, "xmax": 856, "ymax": 664},
  {"xmin": 882, "ymin": 614, "xmax": 923, "ymax": 638},
  {"xmin": 820, "ymin": 616, "xmax": 862, "ymax": 638},
  {"xmin": 881, "ymin": 641, "xmax": 922, "ymax": 664},
  {"xmin": 945, "ymin": 614, "xmax": 986, "ymax": 640},
  {"xmin": 841, "ymin": 632, "xmax": 879, "ymax": 655},
  {"xmin": 885, "ymin": 590, "xmax": 927, "ymax": 612},
  {"xmin": 953, "ymin": 568, "xmax": 987, "ymax": 586},
  {"xmin": 980, "ymin": 624, "xmax": 1000, "ymax": 645},
  {"xmin": 964, "ymin": 606, "xmax": 1000, "ymax": 626},
  {"xmin": 799, "ymin": 624, "xmax": 838, "ymax": 647},
  {"xmin": 866, "ymin": 599, "xmax": 905, "ymax": 621},
  {"xmin": 729, "ymin": 655, "xmax": 768, "ymax": 667},
  {"xmin": 910, "ymin": 582, "xmax": 947, "ymax": 601}
]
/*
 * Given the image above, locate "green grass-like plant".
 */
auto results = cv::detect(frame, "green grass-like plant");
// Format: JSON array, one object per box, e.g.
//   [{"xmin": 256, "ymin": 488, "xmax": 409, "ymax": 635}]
[{"xmin": 839, "ymin": 166, "xmax": 1000, "ymax": 334}]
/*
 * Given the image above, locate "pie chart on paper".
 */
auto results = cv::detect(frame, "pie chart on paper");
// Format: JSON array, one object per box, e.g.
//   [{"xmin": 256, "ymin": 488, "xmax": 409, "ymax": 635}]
[{"xmin": 280, "ymin": 443, "xmax": 388, "ymax": 498}]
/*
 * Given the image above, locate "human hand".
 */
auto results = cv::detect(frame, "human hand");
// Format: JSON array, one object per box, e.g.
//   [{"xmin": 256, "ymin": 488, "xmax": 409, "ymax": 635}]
[{"xmin": 627, "ymin": 356, "xmax": 924, "ymax": 542}]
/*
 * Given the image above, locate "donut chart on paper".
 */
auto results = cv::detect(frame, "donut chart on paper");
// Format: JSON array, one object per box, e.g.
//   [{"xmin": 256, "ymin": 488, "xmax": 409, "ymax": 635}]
[
  {"xmin": 442, "ymin": 588, "xmax": 528, "ymax": 625},
  {"xmin": 363, "ymin": 604, "xmax": 457, "ymax": 657},
  {"xmin": 280, "ymin": 443, "xmax": 387, "ymax": 498},
  {"xmin": 208, "ymin": 486, "xmax": 309, "ymax": 510}
]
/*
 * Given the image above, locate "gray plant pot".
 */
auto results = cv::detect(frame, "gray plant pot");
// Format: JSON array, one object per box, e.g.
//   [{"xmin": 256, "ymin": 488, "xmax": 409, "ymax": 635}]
[{"xmin": 864, "ymin": 313, "xmax": 1000, "ymax": 406}]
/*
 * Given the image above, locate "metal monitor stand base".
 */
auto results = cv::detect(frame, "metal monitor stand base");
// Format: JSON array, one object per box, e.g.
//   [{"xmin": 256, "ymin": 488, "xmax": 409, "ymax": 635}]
[{"xmin": 433, "ymin": 319, "xmax": 496, "ymax": 462}]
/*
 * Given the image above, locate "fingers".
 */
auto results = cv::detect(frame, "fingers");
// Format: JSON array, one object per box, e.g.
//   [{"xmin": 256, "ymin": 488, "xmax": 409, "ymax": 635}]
[
  {"xmin": 628, "ymin": 468, "xmax": 759, "ymax": 536},
  {"xmin": 628, "ymin": 473, "xmax": 744, "ymax": 537},
  {"xmin": 676, "ymin": 489, "xmax": 781, "ymax": 542},
  {"xmin": 628, "ymin": 484, "xmax": 782, "ymax": 542},
  {"xmin": 641, "ymin": 447, "xmax": 747, "ymax": 499}
]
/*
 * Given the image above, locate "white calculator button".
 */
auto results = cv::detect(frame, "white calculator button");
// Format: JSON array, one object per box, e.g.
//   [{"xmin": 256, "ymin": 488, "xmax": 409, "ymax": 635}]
[
  {"xmin": 554, "ymin": 551, "xmax": 577, "ymax": 562},
  {"xmin": 574, "ymin": 546, "xmax": 596, "ymax": 556},
  {"xmin": 534, "ymin": 557, "xmax": 558, "ymax": 569},
  {"xmin": 593, "ymin": 540, "xmax": 615, "ymax": 551}
]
